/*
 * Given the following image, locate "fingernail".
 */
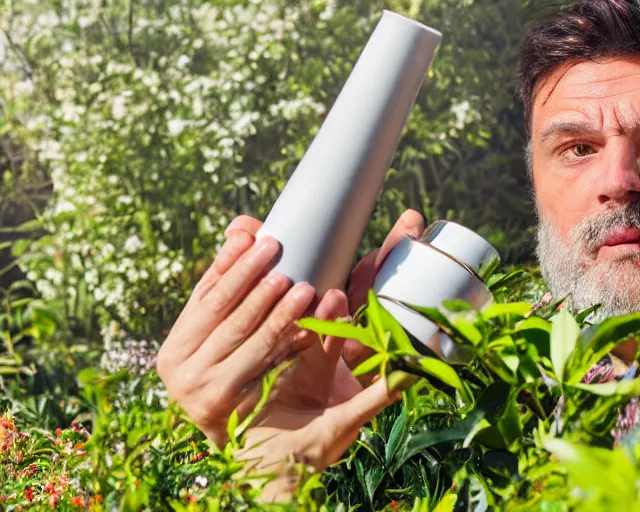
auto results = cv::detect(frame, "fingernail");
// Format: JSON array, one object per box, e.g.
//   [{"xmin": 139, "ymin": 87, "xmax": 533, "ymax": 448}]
[
  {"xmin": 291, "ymin": 282, "xmax": 315, "ymax": 302},
  {"xmin": 265, "ymin": 271, "xmax": 290, "ymax": 288},
  {"xmin": 253, "ymin": 236, "xmax": 281, "ymax": 261},
  {"xmin": 223, "ymin": 217, "xmax": 243, "ymax": 236},
  {"xmin": 387, "ymin": 371, "xmax": 419, "ymax": 394}
]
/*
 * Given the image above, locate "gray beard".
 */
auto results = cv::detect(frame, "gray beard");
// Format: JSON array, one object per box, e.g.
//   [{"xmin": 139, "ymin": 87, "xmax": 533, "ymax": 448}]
[{"xmin": 536, "ymin": 200, "xmax": 640, "ymax": 321}]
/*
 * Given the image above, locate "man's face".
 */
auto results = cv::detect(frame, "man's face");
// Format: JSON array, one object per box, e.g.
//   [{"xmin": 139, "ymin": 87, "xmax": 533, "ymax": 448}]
[{"xmin": 531, "ymin": 57, "xmax": 640, "ymax": 318}]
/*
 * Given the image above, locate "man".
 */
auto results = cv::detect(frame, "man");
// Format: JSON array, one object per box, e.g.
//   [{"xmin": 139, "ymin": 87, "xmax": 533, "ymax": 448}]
[{"xmin": 157, "ymin": 0, "xmax": 640, "ymax": 501}]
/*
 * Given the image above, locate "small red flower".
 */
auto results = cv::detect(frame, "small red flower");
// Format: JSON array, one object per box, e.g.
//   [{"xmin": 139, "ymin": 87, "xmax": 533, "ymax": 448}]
[
  {"xmin": 391, "ymin": 501, "xmax": 399, "ymax": 511},
  {"xmin": 49, "ymin": 494, "xmax": 59, "ymax": 509},
  {"xmin": 70, "ymin": 496, "xmax": 85, "ymax": 508},
  {"xmin": 55, "ymin": 428, "xmax": 62, "ymax": 437},
  {"xmin": 24, "ymin": 487, "xmax": 35, "ymax": 502}
]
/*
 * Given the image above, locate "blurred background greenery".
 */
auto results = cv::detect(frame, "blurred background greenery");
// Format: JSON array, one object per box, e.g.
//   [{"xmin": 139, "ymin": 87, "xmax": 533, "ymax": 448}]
[
  {"xmin": 0, "ymin": 0, "xmax": 560, "ymax": 349},
  {"xmin": 1, "ymin": 2, "xmax": 598, "ymax": 509}
]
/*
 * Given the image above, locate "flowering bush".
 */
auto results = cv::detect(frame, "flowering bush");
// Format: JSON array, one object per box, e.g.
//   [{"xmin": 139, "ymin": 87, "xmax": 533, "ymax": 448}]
[
  {"xmin": 1, "ymin": 0, "xmax": 546, "ymax": 353},
  {"xmin": 7, "ymin": 1, "xmax": 640, "ymax": 511}
]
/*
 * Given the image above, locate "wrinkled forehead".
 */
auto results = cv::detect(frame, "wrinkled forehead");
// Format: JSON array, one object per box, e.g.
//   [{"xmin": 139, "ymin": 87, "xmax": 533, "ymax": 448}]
[{"xmin": 531, "ymin": 57, "xmax": 640, "ymax": 137}]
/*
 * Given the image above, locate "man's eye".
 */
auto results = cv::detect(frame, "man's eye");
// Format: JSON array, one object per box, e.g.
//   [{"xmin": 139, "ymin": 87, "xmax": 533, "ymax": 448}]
[{"xmin": 567, "ymin": 144, "xmax": 595, "ymax": 157}]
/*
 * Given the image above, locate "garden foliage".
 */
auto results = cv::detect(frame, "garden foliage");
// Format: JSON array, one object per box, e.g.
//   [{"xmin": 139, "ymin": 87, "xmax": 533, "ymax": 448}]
[{"xmin": 3, "ymin": 0, "xmax": 640, "ymax": 511}]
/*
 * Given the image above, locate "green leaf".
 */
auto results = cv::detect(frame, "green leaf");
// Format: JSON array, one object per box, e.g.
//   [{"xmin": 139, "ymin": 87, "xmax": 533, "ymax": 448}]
[
  {"xmin": 355, "ymin": 459, "xmax": 384, "ymax": 509},
  {"xmin": 544, "ymin": 439, "xmax": 637, "ymax": 505},
  {"xmin": 296, "ymin": 318, "xmax": 381, "ymax": 352},
  {"xmin": 497, "ymin": 389, "xmax": 523, "ymax": 452},
  {"xmin": 572, "ymin": 377, "xmax": 640, "ymax": 397},
  {"xmin": 434, "ymin": 492, "xmax": 458, "ymax": 512},
  {"xmin": 353, "ymin": 353, "xmax": 387, "ymax": 377},
  {"xmin": 418, "ymin": 357, "xmax": 471, "ymax": 403},
  {"xmin": 515, "ymin": 316, "xmax": 552, "ymax": 333},
  {"xmin": 400, "ymin": 302, "xmax": 470, "ymax": 344},
  {"xmin": 550, "ymin": 310, "xmax": 580, "ymax": 383},
  {"xmin": 366, "ymin": 290, "xmax": 388, "ymax": 350},
  {"xmin": 377, "ymin": 299, "xmax": 420, "ymax": 356},
  {"xmin": 568, "ymin": 313, "xmax": 640, "ymax": 384},
  {"xmin": 576, "ymin": 304, "xmax": 602, "ymax": 324},
  {"xmin": 227, "ymin": 409, "xmax": 239, "ymax": 445},
  {"xmin": 487, "ymin": 270, "xmax": 525, "ymax": 291},
  {"xmin": 442, "ymin": 299, "xmax": 472, "ymax": 312},
  {"xmin": 482, "ymin": 302, "xmax": 532, "ymax": 320},
  {"xmin": 393, "ymin": 382, "xmax": 510, "ymax": 471},
  {"xmin": 453, "ymin": 318, "xmax": 483, "ymax": 345},
  {"xmin": 385, "ymin": 406, "xmax": 408, "ymax": 464}
]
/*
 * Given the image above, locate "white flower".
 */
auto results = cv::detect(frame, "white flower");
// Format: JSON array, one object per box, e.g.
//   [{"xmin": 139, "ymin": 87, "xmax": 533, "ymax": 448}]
[
  {"xmin": 194, "ymin": 476, "xmax": 209, "ymax": 488},
  {"xmin": 71, "ymin": 254, "xmax": 83, "ymax": 270},
  {"xmin": 44, "ymin": 268, "xmax": 64, "ymax": 286},
  {"xmin": 139, "ymin": 269, "xmax": 149, "ymax": 280},
  {"xmin": 126, "ymin": 268, "xmax": 139, "ymax": 283},
  {"xmin": 111, "ymin": 95, "xmax": 127, "ymax": 120},
  {"xmin": 158, "ymin": 269, "xmax": 171, "ymax": 284},
  {"xmin": 156, "ymin": 257, "xmax": 171, "ymax": 271},
  {"xmin": 200, "ymin": 216, "xmax": 215, "ymax": 234},
  {"xmin": 170, "ymin": 261, "xmax": 183, "ymax": 274},
  {"xmin": 36, "ymin": 279, "xmax": 57, "ymax": 300},
  {"xmin": 85, "ymin": 269, "xmax": 99, "ymax": 286},
  {"xmin": 167, "ymin": 119, "xmax": 188, "ymax": 136},
  {"xmin": 118, "ymin": 195, "xmax": 134, "ymax": 205},
  {"xmin": 450, "ymin": 100, "xmax": 472, "ymax": 130},
  {"xmin": 94, "ymin": 287, "xmax": 106, "ymax": 302},
  {"xmin": 51, "ymin": 199, "xmax": 77, "ymax": 216},
  {"xmin": 13, "ymin": 80, "xmax": 34, "ymax": 96},
  {"xmin": 176, "ymin": 55, "xmax": 190, "ymax": 69},
  {"xmin": 124, "ymin": 235, "xmax": 145, "ymax": 253},
  {"xmin": 101, "ymin": 243, "xmax": 116, "ymax": 259},
  {"xmin": 162, "ymin": 220, "xmax": 171, "ymax": 232}
]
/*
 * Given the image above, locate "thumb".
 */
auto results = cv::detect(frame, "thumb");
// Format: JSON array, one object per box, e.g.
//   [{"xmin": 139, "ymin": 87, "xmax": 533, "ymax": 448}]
[
  {"xmin": 319, "ymin": 371, "xmax": 419, "ymax": 464},
  {"xmin": 375, "ymin": 209, "xmax": 425, "ymax": 271}
]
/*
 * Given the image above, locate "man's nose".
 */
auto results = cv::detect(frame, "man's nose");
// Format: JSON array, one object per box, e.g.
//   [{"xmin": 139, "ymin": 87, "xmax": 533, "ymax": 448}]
[{"xmin": 597, "ymin": 139, "xmax": 640, "ymax": 205}]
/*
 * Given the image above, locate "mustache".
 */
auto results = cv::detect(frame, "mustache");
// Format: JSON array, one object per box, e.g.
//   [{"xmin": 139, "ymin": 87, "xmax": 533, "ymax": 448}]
[{"xmin": 575, "ymin": 199, "xmax": 640, "ymax": 253}]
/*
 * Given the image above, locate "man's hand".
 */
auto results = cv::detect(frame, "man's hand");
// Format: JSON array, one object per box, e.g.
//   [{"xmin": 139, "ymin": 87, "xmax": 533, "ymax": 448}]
[
  {"xmin": 157, "ymin": 211, "xmax": 422, "ymax": 501},
  {"xmin": 157, "ymin": 218, "xmax": 320, "ymax": 447}
]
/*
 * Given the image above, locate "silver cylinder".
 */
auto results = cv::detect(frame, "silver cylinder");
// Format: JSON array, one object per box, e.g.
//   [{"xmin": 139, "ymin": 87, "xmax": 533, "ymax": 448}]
[{"xmin": 257, "ymin": 11, "xmax": 442, "ymax": 295}]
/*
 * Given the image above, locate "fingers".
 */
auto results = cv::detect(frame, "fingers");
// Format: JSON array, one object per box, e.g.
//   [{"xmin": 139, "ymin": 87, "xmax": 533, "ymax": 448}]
[
  {"xmin": 162, "ymin": 236, "xmax": 282, "ymax": 362},
  {"xmin": 319, "ymin": 372, "xmax": 415, "ymax": 464},
  {"xmin": 225, "ymin": 215, "xmax": 264, "ymax": 237},
  {"xmin": 193, "ymin": 229, "xmax": 256, "ymax": 298},
  {"xmin": 315, "ymin": 289, "xmax": 350, "ymax": 364},
  {"xmin": 225, "ymin": 282, "xmax": 317, "ymax": 387},
  {"xmin": 376, "ymin": 209, "xmax": 425, "ymax": 269},
  {"xmin": 195, "ymin": 271, "xmax": 292, "ymax": 364}
]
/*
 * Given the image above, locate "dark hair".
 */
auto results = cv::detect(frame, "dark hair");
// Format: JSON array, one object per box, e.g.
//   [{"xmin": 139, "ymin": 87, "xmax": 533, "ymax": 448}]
[{"xmin": 518, "ymin": 0, "xmax": 640, "ymax": 134}]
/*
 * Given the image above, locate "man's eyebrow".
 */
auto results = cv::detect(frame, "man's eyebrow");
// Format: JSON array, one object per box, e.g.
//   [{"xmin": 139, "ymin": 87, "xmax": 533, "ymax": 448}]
[{"xmin": 540, "ymin": 121, "xmax": 596, "ymax": 143}]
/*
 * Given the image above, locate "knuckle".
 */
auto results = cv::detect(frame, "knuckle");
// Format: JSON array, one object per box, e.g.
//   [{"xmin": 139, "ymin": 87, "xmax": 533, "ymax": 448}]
[
  {"xmin": 201, "ymin": 288, "xmax": 231, "ymax": 316},
  {"xmin": 155, "ymin": 346, "xmax": 172, "ymax": 381},
  {"xmin": 191, "ymin": 388, "xmax": 231, "ymax": 426},
  {"xmin": 225, "ymin": 315, "xmax": 255, "ymax": 341},
  {"xmin": 261, "ymin": 316, "xmax": 289, "ymax": 348}
]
